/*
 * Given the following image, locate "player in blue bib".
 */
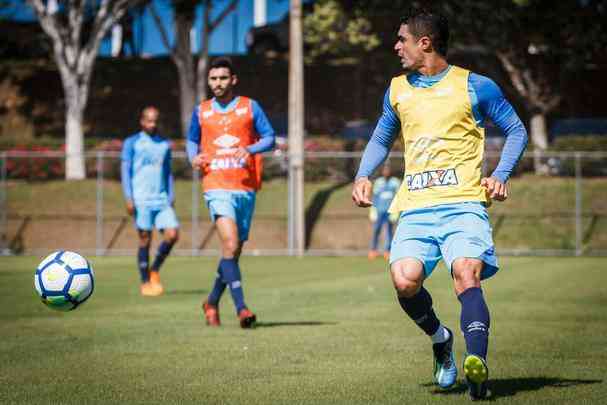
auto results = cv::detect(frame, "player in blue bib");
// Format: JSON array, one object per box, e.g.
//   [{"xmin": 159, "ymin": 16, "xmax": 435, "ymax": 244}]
[{"xmin": 121, "ymin": 106, "xmax": 179, "ymax": 296}]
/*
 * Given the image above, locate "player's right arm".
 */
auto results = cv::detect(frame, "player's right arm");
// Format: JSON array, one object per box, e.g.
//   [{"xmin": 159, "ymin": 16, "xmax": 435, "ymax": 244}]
[
  {"xmin": 470, "ymin": 73, "xmax": 529, "ymax": 201},
  {"xmin": 352, "ymin": 87, "xmax": 401, "ymax": 207},
  {"xmin": 120, "ymin": 136, "xmax": 135, "ymax": 216},
  {"xmin": 186, "ymin": 108, "xmax": 210, "ymax": 170}
]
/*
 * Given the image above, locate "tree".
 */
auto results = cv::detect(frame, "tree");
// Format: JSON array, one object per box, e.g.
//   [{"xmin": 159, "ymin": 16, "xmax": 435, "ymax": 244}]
[
  {"xmin": 27, "ymin": 0, "xmax": 138, "ymax": 179},
  {"xmin": 443, "ymin": 0, "xmax": 607, "ymax": 172},
  {"xmin": 303, "ymin": 0, "xmax": 380, "ymax": 63},
  {"xmin": 150, "ymin": 0, "xmax": 237, "ymax": 137},
  {"xmin": 303, "ymin": 0, "xmax": 380, "ymax": 119},
  {"xmin": 340, "ymin": 0, "xmax": 607, "ymax": 171}
]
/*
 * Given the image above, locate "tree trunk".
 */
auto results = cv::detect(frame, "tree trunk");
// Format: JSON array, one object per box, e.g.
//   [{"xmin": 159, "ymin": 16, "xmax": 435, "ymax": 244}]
[
  {"xmin": 196, "ymin": 50, "xmax": 209, "ymax": 102},
  {"xmin": 176, "ymin": 60, "xmax": 197, "ymax": 137},
  {"xmin": 57, "ymin": 57, "xmax": 89, "ymax": 180},
  {"xmin": 530, "ymin": 112, "xmax": 549, "ymax": 174},
  {"xmin": 196, "ymin": 4, "xmax": 211, "ymax": 102},
  {"xmin": 65, "ymin": 98, "xmax": 86, "ymax": 180}
]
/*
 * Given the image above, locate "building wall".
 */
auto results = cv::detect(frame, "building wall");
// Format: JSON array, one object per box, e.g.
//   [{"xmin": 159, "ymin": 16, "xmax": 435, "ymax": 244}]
[{"xmin": 1, "ymin": 0, "xmax": 292, "ymax": 57}]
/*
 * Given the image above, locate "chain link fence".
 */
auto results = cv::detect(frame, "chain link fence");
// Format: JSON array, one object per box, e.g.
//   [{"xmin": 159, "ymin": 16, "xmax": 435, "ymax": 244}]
[{"xmin": 1, "ymin": 150, "xmax": 606, "ymax": 256}]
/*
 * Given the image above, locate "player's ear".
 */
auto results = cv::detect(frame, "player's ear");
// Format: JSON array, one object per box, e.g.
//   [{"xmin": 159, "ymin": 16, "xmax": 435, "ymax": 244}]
[
  {"xmin": 419, "ymin": 36, "xmax": 432, "ymax": 52},
  {"xmin": 231, "ymin": 74, "xmax": 238, "ymax": 86}
]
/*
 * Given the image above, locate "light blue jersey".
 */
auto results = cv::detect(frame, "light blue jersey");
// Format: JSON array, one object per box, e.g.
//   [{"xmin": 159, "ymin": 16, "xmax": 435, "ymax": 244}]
[{"xmin": 121, "ymin": 132, "xmax": 174, "ymax": 209}]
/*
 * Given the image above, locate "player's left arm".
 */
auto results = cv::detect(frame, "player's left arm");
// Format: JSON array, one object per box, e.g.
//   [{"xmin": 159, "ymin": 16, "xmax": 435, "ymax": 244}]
[
  {"xmin": 353, "ymin": 87, "xmax": 400, "ymax": 207},
  {"xmin": 234, "ymin": 100, "xmax": 276, "ymax": 160},
  {"xmin": 471, "ymin": 73, "xmax": 529, "ymax": 201},
  {"xmin": 120, "ymin": 137, "xmax": 135, "ymax": 215},
  {"xmin": 164, "ymin": 144, "xmax": 175, "ymax": 205}
]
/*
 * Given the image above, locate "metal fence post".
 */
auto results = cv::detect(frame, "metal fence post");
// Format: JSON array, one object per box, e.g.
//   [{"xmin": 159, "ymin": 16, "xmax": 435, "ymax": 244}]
[
  {"xmin": 575, "ymin": 152, "xmax": 582, "ymax": 256},
  {"xmin": 192, "ymin": 169, "xmax": 199, "ymax": 256},
  {"xmin": 96, "ymin": 151, "xmax": 104, "ymax": 256},
  {"xmin": 0, "ymin": 152, "xmax": 7, "ymax": 255}
]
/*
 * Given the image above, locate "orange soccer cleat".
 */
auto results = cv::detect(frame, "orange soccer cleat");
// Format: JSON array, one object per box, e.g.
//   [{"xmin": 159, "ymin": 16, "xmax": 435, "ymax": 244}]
[
  {"xmin": 238, "ymin": 308, "xmax": 257, "ymax": 329},
  {"xmin": 140, "ymin": 282, "xmax": 161, "ymax": 297},
  {"xmin": 148, "ymin": 271, "xmax": 164, "ymax": 295},
  {"xmin": 202, "ymin": 301, "xmax": 221, "ymax": 326},
  {"xmin": 368, "ymin": 250, "xmax": 380, "ymax": 260}
]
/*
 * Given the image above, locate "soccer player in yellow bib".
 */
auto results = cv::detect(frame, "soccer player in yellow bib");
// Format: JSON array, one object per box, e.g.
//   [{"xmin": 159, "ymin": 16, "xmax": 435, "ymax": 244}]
[{"xmin": 352, "ymin": 10, "xmax": 528, "ymax": 400}]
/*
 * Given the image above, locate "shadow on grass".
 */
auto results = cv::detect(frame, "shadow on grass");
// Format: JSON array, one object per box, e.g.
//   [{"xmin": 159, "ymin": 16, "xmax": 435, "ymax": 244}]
[
  {"xmin": 421, "ymin": 377, "xmax": 602, "ymax": 399},
  {"xmin": 255, "ymin": 321, "xmax": 338, "ymax": 328},
  {"xmin": 164, "ymin": 289, "xmax": 207, "ymax": 296},
  {"xmin": 304, "ymin": 180, "xmax": 351, "ymax": 249}
]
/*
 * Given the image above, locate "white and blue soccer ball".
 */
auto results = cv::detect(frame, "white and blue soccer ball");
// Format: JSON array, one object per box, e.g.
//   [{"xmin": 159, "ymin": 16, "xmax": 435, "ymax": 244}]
[{"xmin": 34, "ymin": 251, "xmax": 94, "ymax": 311}]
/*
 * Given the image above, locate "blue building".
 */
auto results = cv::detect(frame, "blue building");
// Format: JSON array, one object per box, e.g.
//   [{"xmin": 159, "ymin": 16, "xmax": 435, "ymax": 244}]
[{"xmin": 1, "ymin": 0, "xmax": 293, "ymax": 57}]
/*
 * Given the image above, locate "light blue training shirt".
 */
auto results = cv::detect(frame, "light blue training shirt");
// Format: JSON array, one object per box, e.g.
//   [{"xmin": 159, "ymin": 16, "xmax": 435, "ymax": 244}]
[{"xmin": 121, "ymin": 131, "xmax": 174, "ymax": 208}]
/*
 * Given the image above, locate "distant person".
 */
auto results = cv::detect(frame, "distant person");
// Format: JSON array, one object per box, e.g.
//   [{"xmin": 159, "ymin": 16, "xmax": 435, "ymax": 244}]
[
  {"xmin": 368, "ymin": 165, "xmax": 400, "ymax": 260},
  {"xmin": 187, "ymin": 57, "xmax": 275, "ymax": 328},
  {"xmin": 351, "ymin": 9, "xmax": 528, "ymax": 400},
  {"xmin": 121, "ymin": 106, "xmax": 179, "ymax": 296}
]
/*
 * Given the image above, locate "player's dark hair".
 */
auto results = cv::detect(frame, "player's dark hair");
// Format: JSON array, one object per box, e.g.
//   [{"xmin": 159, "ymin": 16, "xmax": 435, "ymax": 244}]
[
  {"xmin": 401, "ymin": 9, "xmax": 449, "ymax": 57},
  {"xmin": 209, "ymin": 57, "xmax": 236, "ymax": 75}
]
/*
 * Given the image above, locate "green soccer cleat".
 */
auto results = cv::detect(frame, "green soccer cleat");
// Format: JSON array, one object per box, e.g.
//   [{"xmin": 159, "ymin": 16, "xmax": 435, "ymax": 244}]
[{"xmin": 463, "ymin": 354, "xmax": 490, "ymax": 400}]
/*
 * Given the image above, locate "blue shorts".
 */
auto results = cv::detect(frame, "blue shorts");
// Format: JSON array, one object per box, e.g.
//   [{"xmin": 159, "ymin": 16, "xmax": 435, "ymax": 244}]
[
  {"xmin": 204, "ymin": 190, "xmax": 256, "ymax": 241},
  {"xmin": 390, "ymin": 202, "xmax": 498, "ymax": 280},
  {"xmin": 135, "ymin": 205, "xmax": 179, "ymax": 231}
]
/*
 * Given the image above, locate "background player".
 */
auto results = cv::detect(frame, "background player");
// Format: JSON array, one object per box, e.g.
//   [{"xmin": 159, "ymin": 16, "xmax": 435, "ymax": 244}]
[
  {"xmin": 368, "ymin": 164, "xmax": 400, "ymax": 260},
  {"xmin": 352, "ymin": 9, "xmax": 528, "ymax": 400},
  {"xmin": 121, "ymin": 106, "xmax": 179, "ymax": 296},
  {"xmin": 186, "ymin": 57, "xmax": 275, "ymax": 328}
]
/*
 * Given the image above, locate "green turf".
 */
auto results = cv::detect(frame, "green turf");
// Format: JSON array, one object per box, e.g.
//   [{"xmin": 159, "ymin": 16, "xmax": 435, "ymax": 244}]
[{"xmin": 0, "ymin": 256, "xmax": 606, "ymax": 404}]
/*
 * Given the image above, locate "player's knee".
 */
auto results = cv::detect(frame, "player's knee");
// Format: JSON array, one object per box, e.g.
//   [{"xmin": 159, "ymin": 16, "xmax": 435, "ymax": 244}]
[
  {"xmin": 452, "ymin": 258, "xmax": 482, "ymax": 292},
  {"xmin": 393, "ymin": 278, "xmax": 421, "ymax": 297},
  {"xmin": 452, "ymin": 258, "xmax": 482, "ymax": 281},
  {"xmin": 165, "ymin": 229, "xmax": 179, "ymax": 244},
  {"xmin": 222, "ymin": 238, "xmax": 239, "ymax": 255},
  {"xmin": 390, "ymin": 265, "xmax": 422, "ymax": 298},
  {"xmin": 138, "ymin": 232, "xmax": 151, "ymax": 247}
]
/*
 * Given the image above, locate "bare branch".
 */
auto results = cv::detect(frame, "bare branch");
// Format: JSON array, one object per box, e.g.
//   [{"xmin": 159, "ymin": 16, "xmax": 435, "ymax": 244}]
[
  {"xmin": 208, "ymin": 0, "xmax": 238, "ymax": 32},
  {"xmin": 544, "ymin": 95, "xmax": 562, "ymax": 113},
  {"xmin": 496, "ymin": 50, "xmax": 529, "ymax": 99},
  {"xmin": 68, "ymin": 0, "xmax": 85, "ymax": 54},
  {"xmin": 148, "ymin": 1, "xmax": 174, "ymax": 55},
  {"xmin": 26, "ymin": 0, "xmax": 63, "ymax": 45}
]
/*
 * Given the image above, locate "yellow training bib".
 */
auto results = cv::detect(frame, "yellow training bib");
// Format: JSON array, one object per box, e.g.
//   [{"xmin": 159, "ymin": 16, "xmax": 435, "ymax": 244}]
[{"xmin": 388, "ymin": 66, "xmax": 488, "ymax": 213}]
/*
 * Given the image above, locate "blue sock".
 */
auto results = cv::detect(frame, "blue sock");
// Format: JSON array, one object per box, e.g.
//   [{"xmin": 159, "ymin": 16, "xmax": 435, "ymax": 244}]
[
  {"xmin": 151, "ymin": 241, "xmax": 174, "ymax": 272},
  {"xmin": 398, "ymin": 287, "xmax": 441, "ymax": 336},
  {"xmin": 137, "ymin": 246, "xmax": 150, "ymax": 282},
  {"xmin": 219, "ymin": 258, "xmax": 246, "ymax": 314},
  {"xmin": 207, "ymin": 265, "xmax": 227, "ymax": 306},
  {"xmin": 458, "ymin": 287, "xmax": 490, "ymax": 359}
]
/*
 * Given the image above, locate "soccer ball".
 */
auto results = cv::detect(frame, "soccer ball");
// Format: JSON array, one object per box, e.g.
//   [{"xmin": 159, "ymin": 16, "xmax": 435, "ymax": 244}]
[{"xmin": 34, "ymin": 251, "xmax": 95, "ymax": 311}]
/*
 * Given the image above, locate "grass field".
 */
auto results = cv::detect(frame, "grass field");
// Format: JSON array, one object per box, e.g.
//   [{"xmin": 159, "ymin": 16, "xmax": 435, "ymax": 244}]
[{"xmin": 1, "ymin": 256, "xmax": 606, "ymax": 404}]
